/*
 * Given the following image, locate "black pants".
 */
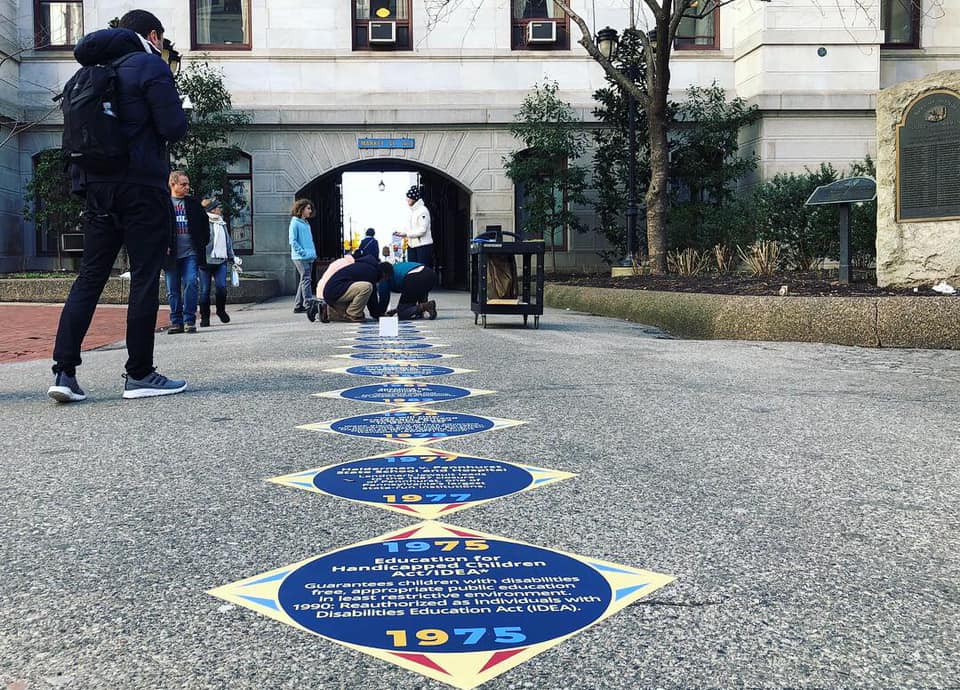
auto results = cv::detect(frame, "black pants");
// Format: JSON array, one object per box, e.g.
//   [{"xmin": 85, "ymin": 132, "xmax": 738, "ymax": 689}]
[
  {"xmin": 398, "ymin": 266, "xmax": 436, "ymax": 309},
  {"xmin": 408, "ymin": 244, "xmax": 433, "ymax": 268},
  {"xmin": 53, "ymin": 183, "xmax": 172, "ymax": 379}
]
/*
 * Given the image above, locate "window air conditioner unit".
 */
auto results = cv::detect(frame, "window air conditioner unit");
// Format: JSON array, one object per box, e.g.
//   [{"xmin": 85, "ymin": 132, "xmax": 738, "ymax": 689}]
[
  {"xmin": 527, "ymin": 20, "xmax": 557, "ymax": 43},
  {"xmin": 369, "ymin": 20, "xmax": 397, "ymax": 44},
  {"xmin": 61, "ymin": 233, "xmax": 84, "ymax": 253}
]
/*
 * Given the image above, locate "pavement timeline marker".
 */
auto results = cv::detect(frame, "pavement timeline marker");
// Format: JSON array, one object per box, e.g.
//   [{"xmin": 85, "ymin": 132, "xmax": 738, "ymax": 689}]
[
  {"xmin": 296, "ymin": 407, "xmax": 524, "ymax": 446},
  {"xmin": 313, "ymin": 381, "xmax": 494, "ymax": 406},
  {"xmin": 208, "ymin": 521, "xmax": 674, "ymax": 690},
  {"xmin": 325, "ymin": 364, "xmax": 476, "ymax": 378},
  {"xmin": 268, "ymin": 447, "xmax": 575, "ymax": 518},
  {"xmin": 211, "ymin": 320, "xmax": 674, "ymax": 688},
  {"xmin": 333, "ymin": 351, "xmax": 461, "ymax": 361},
  {"xmin": 339, "ymin": 342, "xmax": 448, "ymax": 350}
]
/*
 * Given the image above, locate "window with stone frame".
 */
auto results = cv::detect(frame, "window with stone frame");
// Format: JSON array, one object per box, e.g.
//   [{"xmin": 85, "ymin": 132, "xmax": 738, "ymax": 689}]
[
  {"xmin": 675, "ymin": 1, "xmax": 719, "ymax": 50},
  {"xmin": 225, "ymin": 153, "xmax": 254, "ymax": 255},
  {"xmin": 353, "ymin": 0, "xmax": 412, "ymax": 51},
  {"xmin": 882, "ymin": 0, "xmax": 921, "ymax": 48},
  {"xmin": 511, "ymin": 0, "xmax": 570, "ymax": 51},
  {"xmin": 191, "ymin": 0, "xmax": 251, "ymax": 50},
  {"xmin": 34, "ymin": 0, "xmax": 83, "ymax": 48}
]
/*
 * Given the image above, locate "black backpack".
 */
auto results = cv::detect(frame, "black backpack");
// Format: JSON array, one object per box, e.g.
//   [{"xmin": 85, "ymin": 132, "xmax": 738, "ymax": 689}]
[{"xmin": 60, "ymin": 54, "xmax": 135, "ymax": 173}]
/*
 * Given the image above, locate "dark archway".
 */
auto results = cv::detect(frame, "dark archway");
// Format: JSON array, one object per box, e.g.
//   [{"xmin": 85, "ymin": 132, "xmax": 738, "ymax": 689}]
[{"xmin": 297, "ymin": 159, "xmax": 471, "ymax": 290}]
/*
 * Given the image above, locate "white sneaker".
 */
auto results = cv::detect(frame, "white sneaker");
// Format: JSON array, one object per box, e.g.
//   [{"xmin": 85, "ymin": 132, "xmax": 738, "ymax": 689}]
[{"xmin": 122, "ymin": 370, "xmax": 187, "ymax": 399}]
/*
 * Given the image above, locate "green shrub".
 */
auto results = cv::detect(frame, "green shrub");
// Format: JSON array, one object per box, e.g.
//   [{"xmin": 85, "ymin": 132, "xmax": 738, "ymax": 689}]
[{"xmin": 752, "ymin": 163, "xmax": 838, "ymax": 269}]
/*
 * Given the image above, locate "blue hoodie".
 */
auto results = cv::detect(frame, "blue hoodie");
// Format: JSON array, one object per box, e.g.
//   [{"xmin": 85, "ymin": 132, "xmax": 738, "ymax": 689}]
[{"xmin": 70, "ymin": 28, "xmax": 188, "ymax": 192}]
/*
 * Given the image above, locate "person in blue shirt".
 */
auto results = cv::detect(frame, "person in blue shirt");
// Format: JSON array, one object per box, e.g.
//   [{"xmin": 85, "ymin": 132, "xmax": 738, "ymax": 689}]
[
  {"xmin": 353, "ymin": 227, "xmax": 379, "ymax": 260},
  {"xmin": 288, "ymin": 198, "xmax": 319, "ymax": 320},
  {"xmin": 378, "ymin": 261, "xmax": 437, "ymax": 320}
]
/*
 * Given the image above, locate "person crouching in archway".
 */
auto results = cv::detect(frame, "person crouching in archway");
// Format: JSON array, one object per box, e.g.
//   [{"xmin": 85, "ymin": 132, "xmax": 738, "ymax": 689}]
[{"xmin": 378, "ymin": 261, "xmax": 437, "ymax": 320}]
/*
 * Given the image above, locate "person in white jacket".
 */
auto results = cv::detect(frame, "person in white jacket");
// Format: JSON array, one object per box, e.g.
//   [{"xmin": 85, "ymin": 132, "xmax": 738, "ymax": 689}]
[
  {"xmin": 396, "ymin": 185, "xmax": 433, "ymax": 267},
  {"xmin": 198, "ymin": 198, "xmax": 235, "ymax": 327}
]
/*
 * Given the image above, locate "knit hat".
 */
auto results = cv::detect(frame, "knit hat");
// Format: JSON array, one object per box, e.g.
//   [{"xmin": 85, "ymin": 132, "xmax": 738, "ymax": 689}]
[{"xmin": 406, "ymin": 185, "xmax": 422, "ymax": 201}]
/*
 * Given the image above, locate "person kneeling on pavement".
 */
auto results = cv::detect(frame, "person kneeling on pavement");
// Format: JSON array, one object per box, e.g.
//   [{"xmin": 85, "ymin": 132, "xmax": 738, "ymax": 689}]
[
  {"xmin": 378, "ymin": 261, "xmax": 437, "ymax": 320},
  {"xmin": 320, "ymin": 254, "xmax": 381, "ymax": 323}
]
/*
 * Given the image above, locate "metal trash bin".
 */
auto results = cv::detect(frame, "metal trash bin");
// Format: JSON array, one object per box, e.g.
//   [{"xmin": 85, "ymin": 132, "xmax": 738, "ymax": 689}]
[{"xmin": 469, "ymin": 231, "xmax": 545, "ymax": 329}]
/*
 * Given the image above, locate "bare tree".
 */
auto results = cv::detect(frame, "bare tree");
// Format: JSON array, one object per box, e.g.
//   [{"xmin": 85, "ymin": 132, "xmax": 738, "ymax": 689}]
[
  {"xmin": 425, "ymin": 0, "xmax": 946, "ymax": 273},
  {"xmin": 0, "ymin": 20, "xmax": 64, "ymax": 149}
]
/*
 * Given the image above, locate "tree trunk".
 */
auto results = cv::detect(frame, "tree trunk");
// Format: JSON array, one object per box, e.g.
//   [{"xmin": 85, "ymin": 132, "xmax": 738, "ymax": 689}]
[{"xmin": 646, "ymin": 93, "xmax": 670, "ymax": 274}]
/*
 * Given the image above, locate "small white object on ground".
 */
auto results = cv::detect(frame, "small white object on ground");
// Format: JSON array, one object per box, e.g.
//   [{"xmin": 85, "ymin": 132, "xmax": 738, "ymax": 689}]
[{"xmin": 932, "ymin": 281, "xmax": 956, "ymax": 295}]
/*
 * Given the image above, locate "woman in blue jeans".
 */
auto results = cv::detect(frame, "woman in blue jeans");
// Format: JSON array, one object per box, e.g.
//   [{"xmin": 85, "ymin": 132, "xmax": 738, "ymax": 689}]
[
  {"xmin": 288, "ymin": 198, "xmax": 319, "ymax": 321},
  {"xmin": 198, "ymin": 198, "xmax": 234, "ymax": 327}
]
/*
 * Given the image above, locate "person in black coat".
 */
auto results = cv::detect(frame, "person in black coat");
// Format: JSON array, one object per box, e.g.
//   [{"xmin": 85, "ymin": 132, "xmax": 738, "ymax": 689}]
[
  {"xmin": 165, "ymin": 170, "xmax": 209, "ymax": 333},
  {"xmin": 320, "ymin": 255, "xmax": 383, "ymax": 323},
  {"xmin": 49, "ymin": 10, "xmax": 190, "ymax": 403},
  {"xmin": 352, "ymin": 228, "xmax": 379, "ymax": 261}
]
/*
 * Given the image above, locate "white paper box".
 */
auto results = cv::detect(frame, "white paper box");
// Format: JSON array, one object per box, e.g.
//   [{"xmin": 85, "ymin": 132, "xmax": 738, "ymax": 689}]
[{"xmin": 379, "ymin": 315, "xmax": 399, "ymax": 337}]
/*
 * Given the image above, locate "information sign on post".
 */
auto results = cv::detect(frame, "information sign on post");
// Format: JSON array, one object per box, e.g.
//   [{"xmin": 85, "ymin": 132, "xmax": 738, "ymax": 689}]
[
  {"xmin": 269, "ymin": 447, "xmax": 575, "ymax": 518},
  {"xmin": 805, "ymin": 176, "xmax": 877, "ymax": 284},
  {"xmin": 208, "ymin": 521, "xmax": 674, "ymax": 690}
]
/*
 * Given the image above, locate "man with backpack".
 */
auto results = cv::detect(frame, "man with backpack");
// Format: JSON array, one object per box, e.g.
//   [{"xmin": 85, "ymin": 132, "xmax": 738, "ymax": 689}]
[{"xmin": 48, "ymin": 9, "xmax": 189, "ymax": 402}]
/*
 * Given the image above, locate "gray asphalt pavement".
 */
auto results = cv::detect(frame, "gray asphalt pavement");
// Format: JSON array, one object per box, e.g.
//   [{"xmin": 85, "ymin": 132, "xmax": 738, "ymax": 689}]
[{"xmin": 2, "ymin": 291, "xmax": 959, "ymax": 689}]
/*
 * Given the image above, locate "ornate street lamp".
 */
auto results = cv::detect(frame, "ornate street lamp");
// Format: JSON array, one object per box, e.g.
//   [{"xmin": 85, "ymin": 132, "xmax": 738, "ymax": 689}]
[
  {"xmin": 596, "ymin": 25, "xmax": 618, "ymax": 60},
  {"xmin": 596, "ymin": 26, "xmax": 642, "ymax": 266}
]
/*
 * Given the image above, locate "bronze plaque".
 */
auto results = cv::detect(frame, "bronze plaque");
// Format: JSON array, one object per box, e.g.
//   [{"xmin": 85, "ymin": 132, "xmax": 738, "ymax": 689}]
[{"xmin": 897, "ymin": 91, "xmax": 960, "ymax": 221}]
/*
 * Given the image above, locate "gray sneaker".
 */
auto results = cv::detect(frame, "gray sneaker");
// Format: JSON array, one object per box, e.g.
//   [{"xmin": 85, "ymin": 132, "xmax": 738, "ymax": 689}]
[
  {"xmin": 48, "ymin": 371, "xmax": 87, "ymax": 403},
  {"xmin": 122, "ymin": 370, "xmax": 187, "ymax": 399}
]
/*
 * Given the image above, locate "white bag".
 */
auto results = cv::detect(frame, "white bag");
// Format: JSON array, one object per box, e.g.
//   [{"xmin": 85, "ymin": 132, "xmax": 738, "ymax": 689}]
[
  {"xmin": 230, "ymin": 265, "xmax": 240, "ymax": 287},
  {"xmin": 379, "ymin": 315, "xmax": 399, "ymax": 337}
]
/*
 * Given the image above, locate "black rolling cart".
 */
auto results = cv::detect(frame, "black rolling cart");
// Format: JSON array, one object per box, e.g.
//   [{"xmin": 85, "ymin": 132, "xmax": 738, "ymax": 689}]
[{"xmin": 469, "ymin": 232, "xmax": 545, "ymax": 328}]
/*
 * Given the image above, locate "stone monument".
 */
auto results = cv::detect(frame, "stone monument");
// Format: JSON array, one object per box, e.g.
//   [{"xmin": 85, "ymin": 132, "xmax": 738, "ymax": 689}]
[{"xmin": 876, "ymin": 71, "xmax": 960, "ymax": 287}]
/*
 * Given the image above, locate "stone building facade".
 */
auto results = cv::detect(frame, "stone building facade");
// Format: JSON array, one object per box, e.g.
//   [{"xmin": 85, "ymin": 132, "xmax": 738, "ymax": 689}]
[{"xmin": 1, "ymin": 1, "xmax": 958, "ymax": 287}]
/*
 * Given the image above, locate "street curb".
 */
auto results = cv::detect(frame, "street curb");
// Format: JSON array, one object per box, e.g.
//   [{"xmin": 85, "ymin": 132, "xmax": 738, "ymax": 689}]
[
  {"xmin": 0, "ymin": 276, "xmax": 281, "ymax": 305},
  {"xmin": 545, "ymin": 284, "xmax": 960, "ymax": 349}
]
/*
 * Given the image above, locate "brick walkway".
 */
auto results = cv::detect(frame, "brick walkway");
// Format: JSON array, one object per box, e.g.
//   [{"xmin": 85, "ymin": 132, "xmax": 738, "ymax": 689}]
[{"xmin": 0, "ymin": 304, "xmax": 169, "ymax": 364}]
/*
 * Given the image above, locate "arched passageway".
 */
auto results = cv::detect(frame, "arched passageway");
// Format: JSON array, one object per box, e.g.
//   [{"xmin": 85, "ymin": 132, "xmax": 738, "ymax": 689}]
[{"xmin": 297, "ymin": 159, "xmax": 472, "ymax": 290}]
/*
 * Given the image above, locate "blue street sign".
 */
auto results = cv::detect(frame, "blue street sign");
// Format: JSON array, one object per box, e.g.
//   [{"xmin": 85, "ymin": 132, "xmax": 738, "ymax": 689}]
[{"xmin": 358, "ymin": 137, "xmax": 415, "ymax": 149}]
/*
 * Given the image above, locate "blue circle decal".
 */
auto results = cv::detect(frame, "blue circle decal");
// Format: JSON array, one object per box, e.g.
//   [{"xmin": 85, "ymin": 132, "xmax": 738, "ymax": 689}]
[
  {"xmin": 339, "ymin": 383, "xmax": 474, "ymax": 405},
  {"xmin": 312, "ymin": 454, "xmax": 533, "ymax": 503},
  {"xmin": 344, "ymin": 365, "xmax": 457, "ymax": 378},
  {"xmin": 352, "ymin": 342, "xmax": 435, "ymax": 350},
  {"xmin": 355, "ymin": 335, "xmax": 427, "ymax": 342},
  {"xmin": 330, "ymin": 410, "xmax": 494, "ymax": 440},
  {"xmin": 277, "ymin": 538, "xmax": 611, "ymax": 652},
  {"xmin": 349, "ymin": 351, "xmax": 443, "ymax": 361}
]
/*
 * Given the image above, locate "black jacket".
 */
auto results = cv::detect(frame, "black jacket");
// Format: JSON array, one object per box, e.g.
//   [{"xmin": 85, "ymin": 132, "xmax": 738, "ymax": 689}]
[
  {"xmin": 323, "ymin": 255, "xmax": 381, "ymax": 303},
  {"xmin": 167, "ymin": 195, "xmax": 210, "ymax": 267},
  {"xmin": 70, "ymin": 28, "xmax": 188, "ymax": 192}
]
